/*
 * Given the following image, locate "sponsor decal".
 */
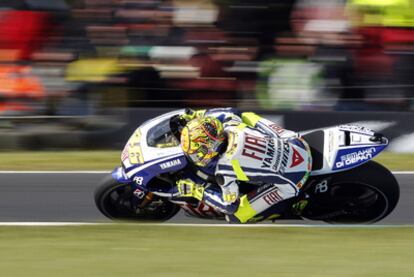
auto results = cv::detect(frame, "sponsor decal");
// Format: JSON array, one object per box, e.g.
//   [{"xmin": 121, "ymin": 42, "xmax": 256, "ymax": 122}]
[
  {"xmin": 261, "ymin": 138, "xmax": 276, "ymax": 169},
  {"xmin": 263, "ymin": 190, "xmax": 283, "ymax": 206},
  {"xmin": 133, "ymin": 187, "xmax": 145, "ymax": 199},
  {"xmin": 179, "ymin": 202, "xmax": 222, "ymax": 218},
  {"xmin": 246, "ymin": 184, "xmax": 273, "ymax": 200},
  {"xmin": 290, "ymin": 147, "xmax": 304, "ymax": 168},
  {"xmin": 334, "ymin": 147, "xmax": 376, "ymax": 169},
  {"xmin": 160, "ymin": 159, "xmax": 182, "ymax": 170},
  {"xmin": 272, "ymin": 139, "xmax": 282, "ymax": 171},
  {"xmin": 133, "ymin": 176, "xmax": 144, "ymax": 185},
  {"xmin": 241, "ymin": 132, "xmax": 305, "ymax": 174},
  {"xmin": 121, "ymin": 147, "xmax": 129, "ymax": 161},
  {"xmin": 314, "ymin": 180, "xmax": 329, "ymax": 194},
  {"xmin": 268, "ymin": 123, "xmax": 285, "ymax": 135},
  {"xmin": 241, "ymin": 133, "xmax": 280, "ymax": 170},
  {"xmin": 339, "ymin": 124, "xmax": 374, "ymax": 135},
  {"xmin": 280, "ymin": 142, "xmax": 290, "ymax": 170},
  {"xmin": 223, "ymin": 192, "xmax": 237, "ymax": 203},
  {"xmin": 197, "ymin": 202, "xmax": 219, "ymax": 215},
  {"xmin": 241, "ymin": 134, "xmax": 267, "ymax": 161}
]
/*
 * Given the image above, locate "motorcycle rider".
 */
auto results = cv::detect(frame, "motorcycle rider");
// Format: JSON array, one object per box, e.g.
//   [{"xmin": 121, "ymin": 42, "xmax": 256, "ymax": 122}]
[{"xmin": 174, "ymin": 108, "xmax": 312, "ymax": 223}]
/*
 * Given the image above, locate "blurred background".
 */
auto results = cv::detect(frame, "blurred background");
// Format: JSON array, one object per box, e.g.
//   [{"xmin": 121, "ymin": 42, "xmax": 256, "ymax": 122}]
[{"xmin": 0, "ymin": 0, "xmax": 413, "ymax": 151}]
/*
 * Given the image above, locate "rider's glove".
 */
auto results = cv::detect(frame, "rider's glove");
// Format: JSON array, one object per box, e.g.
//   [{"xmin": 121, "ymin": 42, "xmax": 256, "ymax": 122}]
[
  {"xmin": 176, "ymin": 179, "xmax": 205, "ymax": 201},
  {"xmin": 223, "ymin": 191, "xmax": 237, "ymax": 203},
  {"xmin": 221, "ymin": 182, "xmax": 239, "ymax": 203},
  {"xmin": 216, "ymin": 175, "xmax": 239, "ymax": 204}
]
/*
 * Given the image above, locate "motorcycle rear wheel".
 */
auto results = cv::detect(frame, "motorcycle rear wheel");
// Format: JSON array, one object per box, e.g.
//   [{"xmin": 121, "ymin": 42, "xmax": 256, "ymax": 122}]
[
  {"xmin": 302, "ymin": 161, "xmax": 399, "ymax": 224},
  {"xmin": 94, "ymin": 175, "xmax": 180, "ymax": 221}
]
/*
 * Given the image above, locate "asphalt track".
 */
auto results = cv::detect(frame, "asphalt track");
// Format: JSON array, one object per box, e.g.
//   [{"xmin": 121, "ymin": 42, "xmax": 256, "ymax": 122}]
[{"xmin": 0, "ymin": 172, "xmax": 412, "ymax": 224}]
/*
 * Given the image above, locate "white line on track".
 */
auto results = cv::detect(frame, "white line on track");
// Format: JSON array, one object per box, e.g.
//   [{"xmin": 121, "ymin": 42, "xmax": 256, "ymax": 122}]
[
  {"xmin": 0, "ymin": 222, "xmax": 99, "ymax": 226},
  {"xmin": 0, "ymin": 171, "xmax": 413, "ymax": 174},
  {"xmin": 0, "ymin": 171, "xmax": 109, "ymax": 174},
  {"xmin": 392, "ymin": 171, "xmax": 414, "ymax": 175},
  {"xmin": 0, "ymin": 222, "xmax": 412, "ymax": 228}
]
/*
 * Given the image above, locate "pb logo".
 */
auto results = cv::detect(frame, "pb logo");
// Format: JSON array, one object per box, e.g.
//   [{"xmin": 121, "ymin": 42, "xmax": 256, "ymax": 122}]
[{"xmin": 314, "ymin": 180, "xmax": 328, "ymax": 194}]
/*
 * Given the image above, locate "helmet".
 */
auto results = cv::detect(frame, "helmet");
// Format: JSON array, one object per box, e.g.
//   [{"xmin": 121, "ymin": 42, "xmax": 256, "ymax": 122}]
[{"xmin": 180, "ymin": 116, "xmax": 225, "ymax": 167}]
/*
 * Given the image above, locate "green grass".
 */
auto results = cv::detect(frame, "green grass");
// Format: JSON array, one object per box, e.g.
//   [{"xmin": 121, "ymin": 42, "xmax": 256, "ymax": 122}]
[
  {"xmin": 0, "ymin": 150, "xmax": 412, "ymax": 171},
  {"xmin": 0, "ymin": 150, "xmax": 120, "ymax": 170},
  {"xmin": 373, "ymin": 152, "xmax": 414, "ymax": 171},
  {"xmin": 0, "ymin": 225, "xmax": 413, "ymax": 277}
]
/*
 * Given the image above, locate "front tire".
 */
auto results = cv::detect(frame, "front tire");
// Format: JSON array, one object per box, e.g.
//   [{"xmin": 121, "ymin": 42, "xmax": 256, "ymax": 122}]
[
  {"xmin": 302, "ymin": 161, "xmax": 399, "ymax": 224},
  {"xmin": 94, "ymin": 175, "xmax": 180, "ymax": 221}
]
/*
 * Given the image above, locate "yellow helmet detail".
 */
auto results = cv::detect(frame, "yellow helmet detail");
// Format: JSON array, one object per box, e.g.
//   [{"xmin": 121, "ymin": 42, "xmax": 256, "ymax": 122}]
[{"xmin": 180, "ymin": 117, "xmax": 225, "ymax": 167}]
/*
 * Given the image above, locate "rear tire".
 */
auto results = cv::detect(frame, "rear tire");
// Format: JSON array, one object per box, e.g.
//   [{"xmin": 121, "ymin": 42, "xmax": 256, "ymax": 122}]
[
  {"xmin": 94, "ymin": 175, "xmax": 180, "ymax": 221},
  {"xmin": 302, "ymin": 161, "xmax": 399, "ymax": 224}
]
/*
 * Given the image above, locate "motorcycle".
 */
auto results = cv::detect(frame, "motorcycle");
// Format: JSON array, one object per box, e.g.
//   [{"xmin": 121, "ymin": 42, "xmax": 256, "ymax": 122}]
[{"xmin": 94, "ymin": 109, "xmax": 399, "ymax": 224}]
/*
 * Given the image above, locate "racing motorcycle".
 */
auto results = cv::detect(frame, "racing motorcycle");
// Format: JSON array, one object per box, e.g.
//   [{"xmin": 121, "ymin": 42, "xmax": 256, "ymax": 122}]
[{"xmin": 94, "ymin": 109, "xmax": 399, "ymax": 224}]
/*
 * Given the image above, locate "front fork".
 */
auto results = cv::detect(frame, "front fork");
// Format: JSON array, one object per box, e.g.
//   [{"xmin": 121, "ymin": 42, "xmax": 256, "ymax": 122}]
[
  {"xmin": 111, "ymin": 167, "xmax": 154, "ymax": 209},
  {"xmin": 135, "ymin": 190, "xmax": 154, "ymax": 208}
]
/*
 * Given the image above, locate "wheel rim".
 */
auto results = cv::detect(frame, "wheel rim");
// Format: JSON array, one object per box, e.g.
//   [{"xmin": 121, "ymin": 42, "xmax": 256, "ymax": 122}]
[
  {"xmin": 99, "ymin": 184, "xmax": 178, "ymax": 221},
  {"xmin": 325, "ymin": 182, "xmax": 389, "ymax": 223}
]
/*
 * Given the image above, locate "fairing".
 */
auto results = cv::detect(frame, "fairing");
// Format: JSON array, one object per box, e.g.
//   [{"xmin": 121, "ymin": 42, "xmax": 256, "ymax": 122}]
[
  {"xmin": 303, "ymin": 124, "xmax": 388, "ymax": 176},
  {"xmin": 112, "ymin": 110, "xmax": 389, "ymax": 211}
]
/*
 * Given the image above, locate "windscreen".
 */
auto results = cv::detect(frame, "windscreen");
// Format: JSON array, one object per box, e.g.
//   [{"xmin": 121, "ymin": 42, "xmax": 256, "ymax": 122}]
[{"xmin": 146, "ymin": 118, "xmax": 180, "ymax": 148}]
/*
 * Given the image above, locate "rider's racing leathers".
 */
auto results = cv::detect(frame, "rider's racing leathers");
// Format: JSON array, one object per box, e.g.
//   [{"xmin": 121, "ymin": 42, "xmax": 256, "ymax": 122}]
[{"xmin": 183, "ymin": 108, "xmax": 312, "ymax": 223}]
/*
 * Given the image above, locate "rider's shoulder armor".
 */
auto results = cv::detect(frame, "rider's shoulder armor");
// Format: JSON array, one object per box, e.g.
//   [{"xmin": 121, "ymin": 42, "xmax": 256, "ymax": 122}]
[{"xmin": 217, "ymin": 125, "xmax": 312, "ymax": 186}]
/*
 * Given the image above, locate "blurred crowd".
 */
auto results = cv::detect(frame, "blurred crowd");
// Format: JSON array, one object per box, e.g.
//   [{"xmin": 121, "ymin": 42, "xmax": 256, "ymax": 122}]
[{"xmin": 0, "ymin": 0, "xmax": 414, "ymax": 116}]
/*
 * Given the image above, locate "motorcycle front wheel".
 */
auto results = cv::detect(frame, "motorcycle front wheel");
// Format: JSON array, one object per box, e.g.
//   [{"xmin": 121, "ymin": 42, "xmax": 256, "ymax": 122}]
[{"xmin": 94, "ymin": 175, "xmax": 180, "ymax": 221}]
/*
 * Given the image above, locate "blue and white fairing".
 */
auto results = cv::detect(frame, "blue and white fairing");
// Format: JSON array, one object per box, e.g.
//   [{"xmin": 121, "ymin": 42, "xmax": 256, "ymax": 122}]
[
  {"xmin": 111, "ymin": 108, "xmax": 388, "ymax": 190},
  {"xmin": 112, "ymin": 108, "xmax": 246, "ymax": 197},
  {"xmin": 111, "ymin": 110, "xmax": 188, "ymax": 194},
  {"xmin": 110, "ymin": 107, "xmax": 244, "ymax": 196},
  {"xmin": 308, "ymin": 124, "xmax": 388, "ymax": 176}
]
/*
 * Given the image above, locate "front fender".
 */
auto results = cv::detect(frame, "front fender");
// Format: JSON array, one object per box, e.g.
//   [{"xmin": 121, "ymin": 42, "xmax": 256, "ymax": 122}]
[{"xmin": 111, "ymin": 167, "xmax": 132, "ymax": 183}]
